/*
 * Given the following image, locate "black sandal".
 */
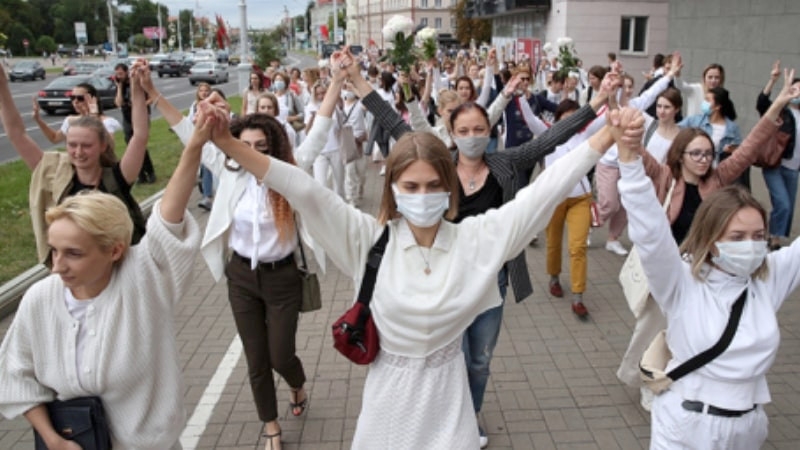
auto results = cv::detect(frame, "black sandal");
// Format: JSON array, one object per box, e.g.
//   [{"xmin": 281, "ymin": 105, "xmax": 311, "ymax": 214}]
[
  {"xmin": 290, "ymin": 387, "xmax": 307, "ymax": 417},
  {"xmin": 256, "ymin": 430, "xmax": 281, "ymax": 450}
]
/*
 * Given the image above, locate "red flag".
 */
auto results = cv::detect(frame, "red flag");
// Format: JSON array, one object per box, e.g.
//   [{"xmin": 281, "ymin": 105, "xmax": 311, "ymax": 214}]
[
  {"xmin": 320, "ymin": 25, "xmax": 329, "ymax": 41},
  {"xmin": 216, "ymin": 15, "xmax": 230, "ymax": 50}
]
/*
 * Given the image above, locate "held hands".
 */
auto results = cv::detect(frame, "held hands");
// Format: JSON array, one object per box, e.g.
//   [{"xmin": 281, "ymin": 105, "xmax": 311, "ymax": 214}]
[
  {"xmin": 31, "ymin": 96, "xmax": 40, "ymax": 118},
  {"xmin": 200, "ymin": 91, "xmax": 233, "ymax": 143},
  {"xmin": 598, "ymin": 70, "xmax": 622, "ymax": 100},
  {"xmin": 188, "ymin": 103, "xmax": 215, "ymax": 149},
  {"xmin": 608, "ymin": 107, "xmax": 646, "ymax": 162},
  {"xmin": 330, "ymin": 50, "xmax": 352, "ymax": 84}
]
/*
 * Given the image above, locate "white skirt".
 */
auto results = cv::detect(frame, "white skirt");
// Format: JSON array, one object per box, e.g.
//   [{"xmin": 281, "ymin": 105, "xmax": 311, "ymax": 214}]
[{"xmin": 351, "ymin": 339, "xmax": 480, "ymax": 450}]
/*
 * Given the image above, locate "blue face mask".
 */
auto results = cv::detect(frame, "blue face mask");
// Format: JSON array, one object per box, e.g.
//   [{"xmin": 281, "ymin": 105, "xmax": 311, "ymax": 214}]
[
  {"xmin": 700, "ymin": 100, "xmax": 713, "ymax": 115},
  {"xmin": 273, "ymin": 80, "xmax": 286, "ymax": 91}
]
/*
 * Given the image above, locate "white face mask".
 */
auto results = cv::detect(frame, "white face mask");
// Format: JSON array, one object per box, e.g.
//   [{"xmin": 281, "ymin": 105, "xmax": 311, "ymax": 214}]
[
  {"xmin": 711, "ymin": 240, "xmax": 768, "ymax": 277},
  {"xmin": 392, "ymin": 184, "xmax": 450, "ymax": 228},
  {"xmin": 453, "ymin": 136, "xmax": 490, "ymax": 159},
  {"xmin": 341, "ymin": 90, "xmax": 356, "ymax": 101}
]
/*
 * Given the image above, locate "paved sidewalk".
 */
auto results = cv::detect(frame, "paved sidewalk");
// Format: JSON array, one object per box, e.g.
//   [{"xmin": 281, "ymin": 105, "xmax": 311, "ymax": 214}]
[{"xmin": 1, "ymin": 162, "xmax": 800, "ymax": 449}]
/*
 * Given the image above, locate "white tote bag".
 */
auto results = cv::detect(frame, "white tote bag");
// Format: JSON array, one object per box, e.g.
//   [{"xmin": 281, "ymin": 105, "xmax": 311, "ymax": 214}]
[{"xmin": 619, "ymin": 179, "xmax": 675, "ymax": 318}]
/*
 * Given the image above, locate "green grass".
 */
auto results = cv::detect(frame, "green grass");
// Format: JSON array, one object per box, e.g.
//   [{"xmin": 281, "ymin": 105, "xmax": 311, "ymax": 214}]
[
  {"xmin": 0, "ymin": 96, "xmax": 243, "ymax": 284},
  {"xmin": 45, "ymin": 67, "xmax": 63, "ymax": 74}
]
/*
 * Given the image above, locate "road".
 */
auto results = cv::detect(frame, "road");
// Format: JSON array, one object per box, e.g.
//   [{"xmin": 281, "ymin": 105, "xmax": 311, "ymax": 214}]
[{"xmin": 0, "ymin": 52, "xmax": 317, "ymax": 165}]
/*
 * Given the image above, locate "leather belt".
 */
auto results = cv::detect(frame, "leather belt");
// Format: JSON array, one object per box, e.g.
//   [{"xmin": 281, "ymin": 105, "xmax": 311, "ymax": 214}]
[
  {"xmin": 681, "ymin": 400, "xmax": 756, "ymax": 418},
  {"xmin": 233, "ymin": 252, "xmax": 295, "ymax": 270}
]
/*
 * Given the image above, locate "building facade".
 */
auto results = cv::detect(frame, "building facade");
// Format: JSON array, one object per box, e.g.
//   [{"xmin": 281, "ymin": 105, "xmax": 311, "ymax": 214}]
[
  {"xmin": 468, "ymin": 0, "xmax": 669, "ymax": 90},
  {"xmin": 348, "ymin": 0, "xmax": 458, "ymax": 48}
]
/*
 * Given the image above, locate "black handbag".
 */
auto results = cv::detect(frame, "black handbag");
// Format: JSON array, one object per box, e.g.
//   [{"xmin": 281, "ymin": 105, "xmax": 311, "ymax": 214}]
[{"xmin": 33, "ymin": 397, "xmax": 112, "ymax": 450}]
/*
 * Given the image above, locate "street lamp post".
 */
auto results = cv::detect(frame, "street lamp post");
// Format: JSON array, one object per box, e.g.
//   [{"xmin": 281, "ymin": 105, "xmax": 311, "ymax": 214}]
[
  {"xmin": 238, "ymin": 0, "xmax": 250, "ymax": 93},
  {"xmin": 106, "ymin": 0, "xmax": 117, "ymax": 56}
]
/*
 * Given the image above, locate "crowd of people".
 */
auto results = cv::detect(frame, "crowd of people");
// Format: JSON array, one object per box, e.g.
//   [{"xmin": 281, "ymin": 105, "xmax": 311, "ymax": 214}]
[{"xmin": 0, "ymin": 41, "xmax": 798, "ymax": 450}]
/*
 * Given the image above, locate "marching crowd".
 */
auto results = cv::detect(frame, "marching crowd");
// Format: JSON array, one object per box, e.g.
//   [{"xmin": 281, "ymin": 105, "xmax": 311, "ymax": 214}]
[{"xmin": 0, "ymin": 41, "xmax": 799, "ymax": 450}]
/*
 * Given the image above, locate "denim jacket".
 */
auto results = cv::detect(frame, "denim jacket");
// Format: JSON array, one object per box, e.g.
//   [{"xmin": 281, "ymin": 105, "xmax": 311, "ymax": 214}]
[{"xmin": 679, "ymin": 113, "xmax": 743, "ymax": 164}]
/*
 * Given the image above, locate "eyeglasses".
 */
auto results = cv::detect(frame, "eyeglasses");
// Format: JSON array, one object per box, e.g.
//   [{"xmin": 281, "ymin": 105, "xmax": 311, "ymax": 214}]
[
  {"xmin": 684, "ymin": 150, "xmax": 714, "ymax": 162},
  {"xmin": 69, "ymin": 95, "xmax": 85, "ymax": 102}
]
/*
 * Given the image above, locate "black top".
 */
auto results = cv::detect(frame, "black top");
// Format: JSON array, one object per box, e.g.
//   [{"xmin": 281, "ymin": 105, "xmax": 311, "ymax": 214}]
[
  {"xmin": 671, "ymin": 182, "xmax": 702, "ymax": 244},
  {"xmin": 67, "ymin": 163, "xmax": 128, "ymax": 196},
  {"xmin": 454, "ymin": 171, "xmax": 503, "ymax": 223}
]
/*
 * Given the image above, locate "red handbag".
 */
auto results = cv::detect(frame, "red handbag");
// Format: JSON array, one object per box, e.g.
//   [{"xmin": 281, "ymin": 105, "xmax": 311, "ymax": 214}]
[{"xmin": 331, "ymin": 227, "xmax": 389, "ymax": 365}]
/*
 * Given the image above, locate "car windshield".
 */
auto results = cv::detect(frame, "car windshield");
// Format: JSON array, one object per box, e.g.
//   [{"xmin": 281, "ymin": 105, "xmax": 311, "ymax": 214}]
[
  {"xmin": 194, "ymin": 62, "xmax": 213, "ymax": 69},
  {"xmin": 15, "ymin": 62, "xmax": 35, "ymax": 68}
]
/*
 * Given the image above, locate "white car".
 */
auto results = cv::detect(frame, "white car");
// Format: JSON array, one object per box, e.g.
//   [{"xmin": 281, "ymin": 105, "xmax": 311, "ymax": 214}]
[
  {"xmin": 148, "ymin": 54, "xmax": 168, "ymax": 71},
  {"xmin": 188, "ymin": 62, "xmax": 229, "ymax": 85}
]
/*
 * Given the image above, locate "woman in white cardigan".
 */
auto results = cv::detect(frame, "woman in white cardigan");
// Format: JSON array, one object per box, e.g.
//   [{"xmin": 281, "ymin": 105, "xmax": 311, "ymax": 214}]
[
  {"xmin": 146, "ymin": 66, "xmax": 339, "ymax": 450},
  {"xmin": 0, "ymin": 106, "xmax": 209, "ymax": 449},
  {"xmin": 200, "ymin": 51, "xmax": 642, "ymax": 450}
]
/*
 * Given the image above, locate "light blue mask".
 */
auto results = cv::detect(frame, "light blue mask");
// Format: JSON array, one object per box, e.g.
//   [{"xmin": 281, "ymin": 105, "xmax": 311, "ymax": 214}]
[
  {"xmin": 700, "ymin": 100, "xmax": 713, "ymax": 115},
  {"xmin": 273, "ymin": 81, "xmax": 286, "ymax": 91}
]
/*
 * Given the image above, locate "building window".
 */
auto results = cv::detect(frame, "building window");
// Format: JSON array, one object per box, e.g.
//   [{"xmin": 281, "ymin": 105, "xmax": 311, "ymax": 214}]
[
  {"xmin": 434, "ymin": 0, "xmax": 441, "ymax": 7},
  {"xmin": 421, "ymin": 0, "xmax": 428, "ymax": 7},
  {"xmin": 620, "ymin": 16, "xmax": 647, "ymax": 54},
  {"xmin": 435, "ymin": 17, "xmax": 442, "ymax": 29},
  {"xmin": 421, "ymin": 17, "xmax": 428, "ymax": 26},
  {"xmin": 451, "ymin": 18, "xmax": 455, "ymax": 29}
]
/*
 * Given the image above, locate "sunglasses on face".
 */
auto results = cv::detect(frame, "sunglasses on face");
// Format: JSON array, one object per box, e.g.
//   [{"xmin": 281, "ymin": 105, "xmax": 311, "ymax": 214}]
[
  {"xmin": 70, "ymin": 95, "xmax": 85, "ymax": 102},
  {"xmin": 684, "ymin": 150, "xmax": 714, "ymax": 162}
]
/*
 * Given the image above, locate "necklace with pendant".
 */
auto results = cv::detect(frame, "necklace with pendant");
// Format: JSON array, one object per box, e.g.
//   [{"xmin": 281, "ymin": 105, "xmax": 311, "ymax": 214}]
[
  {"xmin": 461, "ymin": 164, "xmax": 484, "ymax": 192},
  {"xmin": 417, "ymin": 246, "xmax": 432, "ymax": 275}
]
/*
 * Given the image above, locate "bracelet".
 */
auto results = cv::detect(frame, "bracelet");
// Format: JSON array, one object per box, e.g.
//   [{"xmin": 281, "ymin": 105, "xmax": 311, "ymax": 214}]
[{"xmin": 152, "ymin": 93, "xmax": 162, "ymax": 107}]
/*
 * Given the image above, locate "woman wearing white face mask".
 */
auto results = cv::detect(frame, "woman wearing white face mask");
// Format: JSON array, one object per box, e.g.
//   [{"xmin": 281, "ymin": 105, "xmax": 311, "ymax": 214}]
[
  {"xmin": 272, "ymin": 72, "xmax": 304, "ymax": 129},
  {"xmin": 615, "ymin": 104, "xmax": 800, "ymax": 449},
  {"xmin": 205, "ymin": 50, "xmax": 639, "ymax": 450},
  {"xmin": 343, "ymin": 49, "xmax": 617, "ymax": 448}
]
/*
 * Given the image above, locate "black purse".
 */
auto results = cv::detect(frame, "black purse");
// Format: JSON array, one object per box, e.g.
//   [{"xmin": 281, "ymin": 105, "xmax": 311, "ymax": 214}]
[{"xmin": 33, "ymin": 397, "xmax": 112, "ymax": 450}]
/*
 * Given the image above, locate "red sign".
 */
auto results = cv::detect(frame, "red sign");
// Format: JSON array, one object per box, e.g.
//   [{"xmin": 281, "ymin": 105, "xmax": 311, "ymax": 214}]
[
  {"xmin": 143, "ymin": 27, "xmax": 166, "ymax": 39},
  {"xmin": 22, "ymin": 39, "xmax": 29, "ymax": 47}
]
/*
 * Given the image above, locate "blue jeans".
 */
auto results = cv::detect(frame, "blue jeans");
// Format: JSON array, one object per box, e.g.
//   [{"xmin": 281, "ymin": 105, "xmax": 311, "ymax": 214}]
[
  {"xmin": 463, "ymin": 268, "xmax": 508, "ymax": 413},
  {"xmin": 200, "ymin": 165, "xmax": 214, "ymax": 198},
  {"xmin": 762, "ymin": 165, "xmax": 799, "ymax": 237}
]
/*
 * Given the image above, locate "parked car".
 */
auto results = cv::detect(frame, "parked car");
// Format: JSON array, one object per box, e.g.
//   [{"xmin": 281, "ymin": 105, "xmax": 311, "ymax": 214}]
[
  {"xmin": 148, "ymin": 54, "xmax": 168, "ymax": 70},
  {"xmin": 193, "ymin": 49, "xmax": 215, "ymax": 63},
  {"xmin": 9, "ymin": 61, "xmax": 46, "ymax": 81},
  {"xmin": 228, "ymin": 54, "xmax": 241, "ymax": 66},
  {"xmin": 63, "ymin": 61, "xmax": 107, "ymax": 76},
  {"xmin": 188, "ymin": 62, "xmax": 229, "ymax": 85},
  {"xmin": 36, "ymin": 75, "xmax": 117, "ymax": 115}
]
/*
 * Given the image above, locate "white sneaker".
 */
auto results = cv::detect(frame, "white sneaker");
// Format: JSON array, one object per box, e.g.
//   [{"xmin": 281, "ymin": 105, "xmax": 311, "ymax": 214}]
[
  {"xmin": 379, "ymin": 166, "xmax": 386, "ymax": 176},
  {"xmin": 478, "ymin": 425, "xmax": 488, "ymax": 448},
  {"xmin": 605, "ymin": 240, "xmax": 628, "ymax": 256}
]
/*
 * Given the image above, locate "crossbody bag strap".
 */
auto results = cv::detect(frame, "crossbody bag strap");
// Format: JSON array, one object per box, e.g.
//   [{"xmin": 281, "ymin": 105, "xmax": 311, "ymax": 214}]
[
  {"xmin": 667, "ymin": 288, "xmax": 748, "ymax": 382},
  {"xmin": 356, "ymin": 227, "xmax": 391, "ymax": 307}
]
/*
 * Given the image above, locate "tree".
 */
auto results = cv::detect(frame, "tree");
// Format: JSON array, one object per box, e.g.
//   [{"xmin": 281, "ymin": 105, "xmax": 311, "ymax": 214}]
[
  {"xmin": 36, "ymin": 35, "xmax": 57, "ymax": 54},
  {"xmin": 253, "ymin": 31, "xmax": 282, "ymax": 68},
  {"xmin": 0, "ymin": 32, "xmax": 7, "ymax": 49},
  {"xmin": 6, "ymin": 22, "xmax": 34, "ymax": 55},
  {"xmin": 132, "ymin": 33, "xmax": 152, "ymax": 52},
  {"xmin": 451, "ymin": 0, "xmax": 491, "ymax": 46},
  {"xmin": 327, "ymin": 8, "xmax": 346, "ymax": 36}
]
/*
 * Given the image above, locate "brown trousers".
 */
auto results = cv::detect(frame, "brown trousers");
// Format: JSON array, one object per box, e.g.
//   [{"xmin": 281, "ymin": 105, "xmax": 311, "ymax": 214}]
[{"xmin": 225, "ymin": 254, "xmax": 306, "ymax": 422}]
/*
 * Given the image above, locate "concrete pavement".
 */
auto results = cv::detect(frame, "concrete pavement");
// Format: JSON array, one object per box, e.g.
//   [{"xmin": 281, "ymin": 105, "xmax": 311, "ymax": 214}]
[{"xmin": 1, "ymin": 162, "xmax": 799, "ymax": 449}]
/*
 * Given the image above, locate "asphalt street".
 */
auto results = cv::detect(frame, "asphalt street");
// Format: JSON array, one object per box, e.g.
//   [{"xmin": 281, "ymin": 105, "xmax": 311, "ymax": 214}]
[{"xmin": 0, "ymin": 52, "xmax": 317, "ymax": 164}]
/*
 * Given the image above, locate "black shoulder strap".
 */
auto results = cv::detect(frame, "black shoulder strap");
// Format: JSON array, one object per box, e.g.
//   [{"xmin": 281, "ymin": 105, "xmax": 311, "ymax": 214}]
[
  {"xmin": 356, "ymin": 227, "xmax": 391, "ymax": 307},
  {"xmin": 667, "ymin": 288, "xmax": 748, "ymax": 381},
  {"xmin": 644, "ymin": 119, "xmax": 659, "ymax": 147},
  {"xmin": 101, "ymin": 166, "xmax": 146, "ymax": 245}
]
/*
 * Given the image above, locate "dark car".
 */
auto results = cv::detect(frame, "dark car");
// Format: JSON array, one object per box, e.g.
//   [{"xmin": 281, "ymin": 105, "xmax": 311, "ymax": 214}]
[
  {"xmin": 158, "ymin": 54, "xmax": 192, "ymax": 77},
  {"xmin": 36, "ymin": 75, "xmax": 117, "ymax": 115},
  {"xmin": 63, "ymin": 61, "xmax": 107, "ymax": 76},
  {"xmin": 321, "ymin": 44, "xmax": 341, "ymax": 59},
  {"xmin": 9, "ymin": 61, "xmax": 46, "ymax": 82}
]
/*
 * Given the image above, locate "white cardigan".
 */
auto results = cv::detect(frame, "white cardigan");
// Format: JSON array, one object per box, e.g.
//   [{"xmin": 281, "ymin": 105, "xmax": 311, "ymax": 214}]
[
  {"xmin": 171, "ymin": 116, "xmax": 331, "ymax": 281},
  {"xmin": 619, "ymin": 158, "xmax": 800, "ymax": 411},
  {"xmin": 262, "ymin": 139, "xmax": 602, "ymax": 357},
  {"xmin": 0, "ymin": 203, "xmax": 201, "ymax": 449}
]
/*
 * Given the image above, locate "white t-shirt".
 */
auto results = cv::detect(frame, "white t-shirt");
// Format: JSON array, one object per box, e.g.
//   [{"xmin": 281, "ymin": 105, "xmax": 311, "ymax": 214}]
[
  {"xmin": 710, "ymin": 123, "xmax": 726, "ymax": 150},
  {"xmin": 646, "ymin": 130, "xmax": 675, "ymax": 164},
  {"xmin": 64, "ymin": 288, "xmax": 97, "ymax": 390}
]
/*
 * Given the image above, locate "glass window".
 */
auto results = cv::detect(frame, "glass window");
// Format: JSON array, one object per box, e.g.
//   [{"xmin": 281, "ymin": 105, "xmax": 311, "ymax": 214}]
[
  {"xmin": 435, "ymin": 17, "xmax": 442, "ymax": 29},
  {"xmin": 421, "ymin": 17, "xmax": 428, "ymax": 26},
  {"xmin": 620, "ymin": 16, "xmax": 648, "ymax": 54}
]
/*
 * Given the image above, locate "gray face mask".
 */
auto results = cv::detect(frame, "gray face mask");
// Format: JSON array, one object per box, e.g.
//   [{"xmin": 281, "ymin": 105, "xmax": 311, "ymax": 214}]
[{"xmin": 453, "ymin": 136, "xmax": 490, "ymax": 159}]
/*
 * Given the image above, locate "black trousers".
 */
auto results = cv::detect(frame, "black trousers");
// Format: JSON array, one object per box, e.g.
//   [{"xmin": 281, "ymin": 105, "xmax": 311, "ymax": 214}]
[{"xmin": 225, "ymin": 254, "xmax": 306, "ymax": 422}]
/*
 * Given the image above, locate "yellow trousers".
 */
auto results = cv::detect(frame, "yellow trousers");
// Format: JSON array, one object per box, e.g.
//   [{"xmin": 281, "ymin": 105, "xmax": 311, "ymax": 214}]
[{"xmin": 545, "ymin": 193, "xmax": 592, "ymax": 294}]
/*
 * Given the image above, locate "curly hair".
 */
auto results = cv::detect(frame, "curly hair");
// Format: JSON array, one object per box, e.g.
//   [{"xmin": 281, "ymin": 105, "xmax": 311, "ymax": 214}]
[{"xmin": 229, "ymin": 114, "xmax": 296, "ymax": 242}]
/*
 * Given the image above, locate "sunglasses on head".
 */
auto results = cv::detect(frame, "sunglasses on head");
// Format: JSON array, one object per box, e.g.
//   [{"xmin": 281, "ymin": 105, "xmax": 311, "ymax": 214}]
[{"xmin": 69, "ymin": 95, "xmax": 85, "ymax": 102}]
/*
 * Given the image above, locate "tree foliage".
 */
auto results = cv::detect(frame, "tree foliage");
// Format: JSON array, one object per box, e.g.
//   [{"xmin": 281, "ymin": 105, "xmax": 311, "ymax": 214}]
[
  {"xmin": 451, "ymin": 0, "xmax": 491, "ymax": 46},
  {"xmin": 35, "ymin": 36, "xmax": 57, "ymax": 54},
  {"xmin": 253, "ymin": 31, "xmax": 283, "ymax": 68}
]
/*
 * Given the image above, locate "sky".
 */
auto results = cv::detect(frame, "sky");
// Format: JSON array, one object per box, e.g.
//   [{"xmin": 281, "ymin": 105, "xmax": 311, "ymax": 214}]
[{"xmin": 159, "ymin": 0, "xmax": 308, "ymax": 30}]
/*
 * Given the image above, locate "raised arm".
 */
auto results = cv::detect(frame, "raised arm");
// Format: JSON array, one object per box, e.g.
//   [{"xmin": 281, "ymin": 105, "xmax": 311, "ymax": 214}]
[
  {"xmin": 485, "ymin": 74, "xmax": 518, "ymax": 126},
  {"xmin": 475, "ymin": 50, "xmax": 497, "ymax": 107},
  {"xmin": 140, "ymin": 68, "xmax": 183, "ymax": 127},
  {"xmin": 757, "ymin": 60, "xmax": 781, "ymax": 116},
  {"xmin": 294, "ymin": 55, "xmax": 345, "ymax": 169},
  {"xmin": 347, "ymin": 56, "xmax": 413, "ymax": 141},
  {"xmin": 159, "ymin": 105, "xmax": 209, "ymax": 224},
  {"xmin": 517, "ymin": 96, "xmax": 549, "ymax": 135},
  {"xmin": 31, "ymin": 101, "xmax": 65, "ymax": 144},
  {"xmin": 628, "ymin": 53, "xmax": 681, "ymax": 111},
  {"xmin": 118, "ymin": 63, "xmax": 151, "ymax": 184},
  {"xmin": 0, "ymin": 65, "xmax": 43, "ymax": 169}
]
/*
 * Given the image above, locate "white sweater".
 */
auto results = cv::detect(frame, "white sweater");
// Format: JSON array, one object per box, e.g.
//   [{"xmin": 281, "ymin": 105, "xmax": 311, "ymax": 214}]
[
  {"xmin": 0, "ymin": 203, "xmax": 201, "ymax": 449},
  {"xmin": 619, "ymin": 158, "xmax": 800, "ymax": 411},
  {"xmin": 263, "ymin": 139, "xmax": 602, "ymax": 357}
]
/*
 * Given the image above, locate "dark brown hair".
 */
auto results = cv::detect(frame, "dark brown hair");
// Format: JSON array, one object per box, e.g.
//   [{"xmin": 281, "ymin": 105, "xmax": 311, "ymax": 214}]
[{"xmin": 665, "ymin": 128, "xmax": 714, "ymax": 180}]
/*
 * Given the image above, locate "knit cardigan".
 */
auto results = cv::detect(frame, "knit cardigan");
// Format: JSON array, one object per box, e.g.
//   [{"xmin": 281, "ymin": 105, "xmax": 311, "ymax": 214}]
[{"xmin": 0, "ymin": 203, "xmax": 201, "ymax": 449}]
